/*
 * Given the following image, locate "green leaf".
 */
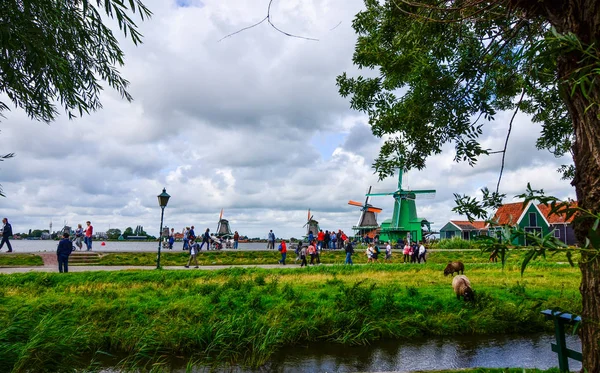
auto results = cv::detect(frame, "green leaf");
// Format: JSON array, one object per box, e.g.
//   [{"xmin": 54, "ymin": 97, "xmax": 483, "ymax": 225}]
[{"xmin": 521, "ymin": 249, "xmax": 536, "ymax": 276}]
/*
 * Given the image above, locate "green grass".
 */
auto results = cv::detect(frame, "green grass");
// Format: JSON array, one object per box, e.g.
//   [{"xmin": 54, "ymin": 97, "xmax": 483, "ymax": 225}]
[
  {"xmin": 0, "ymin": 264, "xmax": 580, "ymax": 372},
  {"xmin": 0, "ymin": 254, "xmax": 44, "ymax": 267},
  {"xmin": 95, "ymin": 248, "xmax": 578, "ymax": 267},
  {"xmin": 431, "ymin": 237, "xmax": 481, "ymax": 250}
]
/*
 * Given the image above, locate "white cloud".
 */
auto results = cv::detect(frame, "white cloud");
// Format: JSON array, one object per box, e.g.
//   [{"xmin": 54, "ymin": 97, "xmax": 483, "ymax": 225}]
[{"xmin": 0, "ymin": 0, "xmax": 575, "ymax": 238}]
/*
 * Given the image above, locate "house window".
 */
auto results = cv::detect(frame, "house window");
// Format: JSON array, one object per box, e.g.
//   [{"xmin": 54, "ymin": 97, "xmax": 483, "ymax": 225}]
[
  {"xmin": 554, "ymin": 229, "xmax": 560, "ymax": 238},
  {"xmin": 446, "ymin": 231, "xmax": 455, "ymax": 239},
  {"xmin": 525, "ymin": 227, "xmax": 542, "ymax": 246},
  {"xmin": 529, "ymin": 212, "xmax": 537, "ymax": 227},
  {"xmin": 463, "ymin": 231, "xmax": 469, "ymax": 240}
]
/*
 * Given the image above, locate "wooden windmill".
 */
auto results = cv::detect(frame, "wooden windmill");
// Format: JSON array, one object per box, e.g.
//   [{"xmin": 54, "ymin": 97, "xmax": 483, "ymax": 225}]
[
  {"xmin": 366, "ymin": 169, "xmax": 435, "ymax": 243},
  {"xmin": 348, "ymin": 186, "xmax": 382, "ymax": 240},
  {"xmin": 303, "ymin": 209, "xmax": 319, "ymax": 238},
  {"xmin": 215, "ymin": 209, "xmax": 232, "ymax": 238}
]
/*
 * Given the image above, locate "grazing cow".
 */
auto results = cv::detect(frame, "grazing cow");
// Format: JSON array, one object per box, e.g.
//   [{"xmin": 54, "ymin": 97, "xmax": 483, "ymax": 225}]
[
  {"xmin": 452, "ymin": 275, "xmax": 474, "ymax": 302},
  {"xmin": 443, "ymin": 261, "xmax": 465, "ymax": 276}
]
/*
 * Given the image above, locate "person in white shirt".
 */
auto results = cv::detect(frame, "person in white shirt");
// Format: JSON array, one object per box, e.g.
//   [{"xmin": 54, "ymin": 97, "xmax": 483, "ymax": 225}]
[
  {"xmin": 185, "ymin": 240, "xmax": 199, "ymax": 268},
  {"xmin": 385, "ymin": 242, "xmax": 392, "ymax": 262},
  {"xmin": 418, "ymin": 241, "xmax": 427, "ymax": 263}
]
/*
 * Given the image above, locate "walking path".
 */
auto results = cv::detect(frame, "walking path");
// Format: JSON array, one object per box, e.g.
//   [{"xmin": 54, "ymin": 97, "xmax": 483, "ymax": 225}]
[{"xmin": 0, "ymin": 263, "xmax": 320, "ymax": 274}]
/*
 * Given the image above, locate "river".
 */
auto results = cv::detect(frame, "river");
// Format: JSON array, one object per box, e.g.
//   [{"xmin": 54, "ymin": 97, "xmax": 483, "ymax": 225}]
[
  {"xmin": 6, "ymin": 240, "xmax": 270, "ymax": 253},
  {"xmin": 97, "ymin": 333, "xmax": 580, "ymax": 372}
]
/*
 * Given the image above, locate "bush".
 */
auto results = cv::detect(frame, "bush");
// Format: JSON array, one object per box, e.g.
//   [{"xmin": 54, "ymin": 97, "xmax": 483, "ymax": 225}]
[{"xmin": 431, "ymin": 237, "xmax": 480, "ymax": 250}]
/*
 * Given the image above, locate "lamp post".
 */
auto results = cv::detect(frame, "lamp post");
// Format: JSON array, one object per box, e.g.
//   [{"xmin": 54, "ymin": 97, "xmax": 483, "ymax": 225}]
[{"xmin": 156, "ymin": 188, "xmax": 170, "ymax": 269}]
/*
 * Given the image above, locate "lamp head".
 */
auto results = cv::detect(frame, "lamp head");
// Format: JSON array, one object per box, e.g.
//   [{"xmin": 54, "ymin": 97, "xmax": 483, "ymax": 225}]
[{"xmin": 157, "ymin": 188, "xmax": 170, "ymax": 208}]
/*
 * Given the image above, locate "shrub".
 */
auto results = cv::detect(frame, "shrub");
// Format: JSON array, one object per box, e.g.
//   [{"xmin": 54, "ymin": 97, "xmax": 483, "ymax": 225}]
[{"xmin": 431, "ymin": 237, "xmax": 480, "ymax": 250}]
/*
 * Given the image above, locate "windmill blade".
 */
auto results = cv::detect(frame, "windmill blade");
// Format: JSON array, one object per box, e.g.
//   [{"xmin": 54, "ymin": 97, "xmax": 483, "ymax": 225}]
[
  {"xmin": 219, "ymin": 208, "xmax": 224, "ymax": 221},
  {"xmin": 411, "ymin": 192, "xmax": 436, "ymax": 200},
  {"xmin": 364, "ymin": 186, "xmax": 372, "ymax": 207},
  {"xmin": 348, "ymin": 200, "xmax": 364, "ymax": 207},
  {"xmin": 410, "ymin": 189, "xmax": 436, "ymax": 194},
  {"xmin": 307, "ymin": 209, "xmax": 311, "ymax": 221},
  {"xmin": 303, "ymin": 216, "xmax": 313, "ymax": 228},
  {"xmin": 367, "ymin": 207, "xmax": 382, "ymax": 213}
]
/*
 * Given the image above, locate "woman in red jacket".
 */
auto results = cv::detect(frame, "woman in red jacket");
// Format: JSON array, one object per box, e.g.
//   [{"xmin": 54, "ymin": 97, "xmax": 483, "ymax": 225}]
[{"xmin": 278, "ymin": 240, "xmax": 287, "ymax": 265}]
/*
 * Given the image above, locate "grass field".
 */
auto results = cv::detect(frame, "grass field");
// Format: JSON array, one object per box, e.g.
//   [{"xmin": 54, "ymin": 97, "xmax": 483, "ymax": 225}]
[
  {"xmin": 0, "ymin": 262, "xmax": 580, "ymax": 372},
  {"xmin": 0, "ymin": 253, "xmax": 44, "ymax": 267},
  {"xmin": 94, "ymin": 248, "xmax": 579, "ymax": 267}
]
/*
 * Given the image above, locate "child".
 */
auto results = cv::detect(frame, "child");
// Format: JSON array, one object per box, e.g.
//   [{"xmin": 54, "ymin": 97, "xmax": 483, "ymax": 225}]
[{"xmin": 185, "ymin": 240, "xmax": 199, "ymax": 268}]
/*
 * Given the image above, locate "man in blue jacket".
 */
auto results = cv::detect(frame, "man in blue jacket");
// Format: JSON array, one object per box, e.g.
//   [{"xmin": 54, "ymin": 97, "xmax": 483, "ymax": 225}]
[
  {"xmin": 199, "ymin": 228, "xmax": 211, "ymax": 250},
  {"xmin": 57, "ymin": 232, "xmax": 74, "ymax": 273},
  {"xmin": 1, "ymin": 217, "xmax": 13, "ymax": 252},
  {"xmin": 267, "ymin": 230, "xmax": 275, "ymax": 250}
]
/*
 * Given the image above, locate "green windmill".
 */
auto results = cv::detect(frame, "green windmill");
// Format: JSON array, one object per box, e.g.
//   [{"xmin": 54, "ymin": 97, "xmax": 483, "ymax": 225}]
[{"xmin": 366, "ymin": 169, "xmax": 435, "ymax": 244}]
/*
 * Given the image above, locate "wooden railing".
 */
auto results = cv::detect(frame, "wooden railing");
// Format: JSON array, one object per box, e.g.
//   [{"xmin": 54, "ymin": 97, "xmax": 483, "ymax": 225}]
[{"xmin": 541, "ymin": 309, "xmax": 582, "ymax": 372}]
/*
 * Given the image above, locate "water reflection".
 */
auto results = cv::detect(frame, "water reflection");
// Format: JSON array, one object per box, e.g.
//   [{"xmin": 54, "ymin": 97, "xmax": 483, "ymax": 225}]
[{"xmin": 222, "ymin": 333, "xmax": 580, "ymax": 373}]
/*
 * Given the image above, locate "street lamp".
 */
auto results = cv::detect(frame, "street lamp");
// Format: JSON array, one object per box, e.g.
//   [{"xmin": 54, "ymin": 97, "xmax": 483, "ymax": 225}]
[{"xmin": 156, "ymin": 187, "xmax": 170, "ymax": 269}]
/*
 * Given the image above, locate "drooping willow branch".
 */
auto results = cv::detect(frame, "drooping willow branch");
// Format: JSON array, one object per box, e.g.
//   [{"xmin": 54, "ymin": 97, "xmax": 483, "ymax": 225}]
[{"xmin": 218, "ymin": 0, "xmax": 318, "ymax": 42}]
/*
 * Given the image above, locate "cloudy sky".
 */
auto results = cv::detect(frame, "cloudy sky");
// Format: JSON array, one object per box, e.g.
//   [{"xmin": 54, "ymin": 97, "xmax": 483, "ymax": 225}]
[{"xmin": 0, "ymin": 0, "xmax": 574, "ymax": 239}]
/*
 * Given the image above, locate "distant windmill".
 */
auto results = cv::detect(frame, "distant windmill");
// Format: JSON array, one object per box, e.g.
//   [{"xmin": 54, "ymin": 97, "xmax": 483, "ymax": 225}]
[
  {"xmin": 303, "ymin": 209, "xmax": 319, "ymax": 239},
  {"xmin": 367, "ymin": 168, "xmax": 435, "ymax": 244},
  {"xmin": 348, "ymin": 186, "xmax": 383, "ymax": 239},
  {"xmin": 215, "ymin": 209, "xmax": 232, "ymax": 238}
]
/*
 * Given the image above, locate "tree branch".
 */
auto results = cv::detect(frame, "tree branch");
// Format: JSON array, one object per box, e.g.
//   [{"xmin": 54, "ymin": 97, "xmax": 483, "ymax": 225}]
[
  {"xmin": 219, "ymin": 0, "xmax": 318, "ymax": 42},
  {"xmin": 496, "ymin": 89, "xmax": 526, "ymax": 193}
]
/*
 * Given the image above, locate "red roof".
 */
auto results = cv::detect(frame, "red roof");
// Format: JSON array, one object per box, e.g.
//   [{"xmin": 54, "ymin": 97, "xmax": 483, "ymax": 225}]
[
  {"xmin": 537, "ymin": 202, "xmax": 578, "ymax": 224},
  {"xmin": 492, "ymin": 202, "xmax": 527, "ymax": 225},
  {"xmin": 450, "ymin": 221, "xmax": 488, "ymax": 230}
]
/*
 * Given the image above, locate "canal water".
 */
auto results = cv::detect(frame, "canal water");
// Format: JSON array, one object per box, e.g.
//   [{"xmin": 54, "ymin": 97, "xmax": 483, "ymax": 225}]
[
  {"xmin": 6, "ymin": 240, "xmax": 270, "ymax": 253},
  {"xmin": 99, "ymin": 333, "xmax": 581, "ymax": 372}
]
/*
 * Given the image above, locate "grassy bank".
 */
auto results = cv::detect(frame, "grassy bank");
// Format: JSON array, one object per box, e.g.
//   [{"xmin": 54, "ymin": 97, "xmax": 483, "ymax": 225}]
[
  {"xmin": 0, "ymin": 254, "xmax": 44, "ymax": 267},
  {"xmin": 95, "ymin": 248, "xmax": 578, "ymax": 266},
  {"xmin": 0, "ymin": 264, "xmax": 580, "ymax": 372}
]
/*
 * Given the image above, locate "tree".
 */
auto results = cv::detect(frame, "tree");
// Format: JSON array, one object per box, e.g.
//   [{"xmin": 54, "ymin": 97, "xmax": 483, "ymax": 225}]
[
  {"xmin": 122, "ymin": 227, "xmax": 134, "ymax": 238},
  {"xmin": 134, "ymin": 225, "xmax": 147, "ymax": 236},
  {"xmin": 337, "ymin": 1, "xmax": 600, "ymax": 370},
  {"xmin": 0, "ymin": 0, "xmax": 151, "ymax": 195},
  {"xmin": 106, "ymin": 228, "xmax": 122, "ymax": 240}
]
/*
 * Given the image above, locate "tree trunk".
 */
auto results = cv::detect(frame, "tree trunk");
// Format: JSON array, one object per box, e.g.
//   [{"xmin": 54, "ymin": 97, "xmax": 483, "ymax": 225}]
[{"xmin": 555, "ymin": 19, "xmax": 600, "ymax": 371}]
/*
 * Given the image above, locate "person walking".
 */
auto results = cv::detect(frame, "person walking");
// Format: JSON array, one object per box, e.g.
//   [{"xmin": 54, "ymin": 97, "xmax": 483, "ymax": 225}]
[
  {"xmin": 411, "ymin": 241, "xmax": 419, "ymax": 263},
  {"xmin": 366, "ymin": 244, "xmax": 374, "ymax": 263},
  {"xmin": 233, "ymin": 231, "xmax": 239, "ymax": 249},
  {"xmin": 185, "ymin": 239, "xmax": 200, "ymax": 268},
  {"xmin": 385, "ymin": 241, "xmax": 392, "ymax": 263},
  {"xmin": 403, "ymin": 242, "xmax": 410, "ymax": 263},
  {"xmin": 183, "ymin": 227, "xmax": 190, "ymax": 251},
  {"xmin": 317, "ymin": 230, "xmax": 324, "ymax": 251},
  {"xmin": 344, "ymin": 239, "xmax": 354, "ymax": 265},
  {"xmin": 278, "ymin": 239, "xmax": 287, "ymax": 265},
  {"xmin": 74, "ymin": 224, "xmax": 84, "ymax": 250},
  {"xmin": 418, "ymin": 241, "xmax": 427, "ymax": 263},
  {"xmin": 300, "ymin": 243, "xmax": 308, "ymax": 267},
  {"xmin": 267, "ymin": 230, "xmax": 275, "ymax": 250},
  {"xmin": 1, "ymin": 218, "xmax": 13, "ymax": 252},
  {"xmin": 56, "ymin": 232, "xmax": 73, "ymax": 273},
  {"xmin": 199, "ymin": 228, "xmax": 211, "ymax": 251},
  {"xmin": 308, "ymin": 241, "xmax": 317, "ymax": 265},
  {"xmin": 188, "ymin": 226, "xmax": 196, "ymax": 242},
  {"xmin": 330, "ymin": 231, "xmax": 337, "ymax": 250},
  {"xmin": 84, "ymin": 221, "xmax": 93, "ymax": 251},
  {"xmin": 168, "ymin": 228, "xmax": 175, "ymax": 250}
]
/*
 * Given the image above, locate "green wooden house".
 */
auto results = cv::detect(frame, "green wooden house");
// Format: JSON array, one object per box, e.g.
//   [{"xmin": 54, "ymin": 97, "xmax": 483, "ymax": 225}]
[
  {"xmin": 488, "ymin": 201, "xmax": 551, "ymax": 245},
  {"xmin": 439, "ymin": 221, "xmax": 488, "ymax": 240}
]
